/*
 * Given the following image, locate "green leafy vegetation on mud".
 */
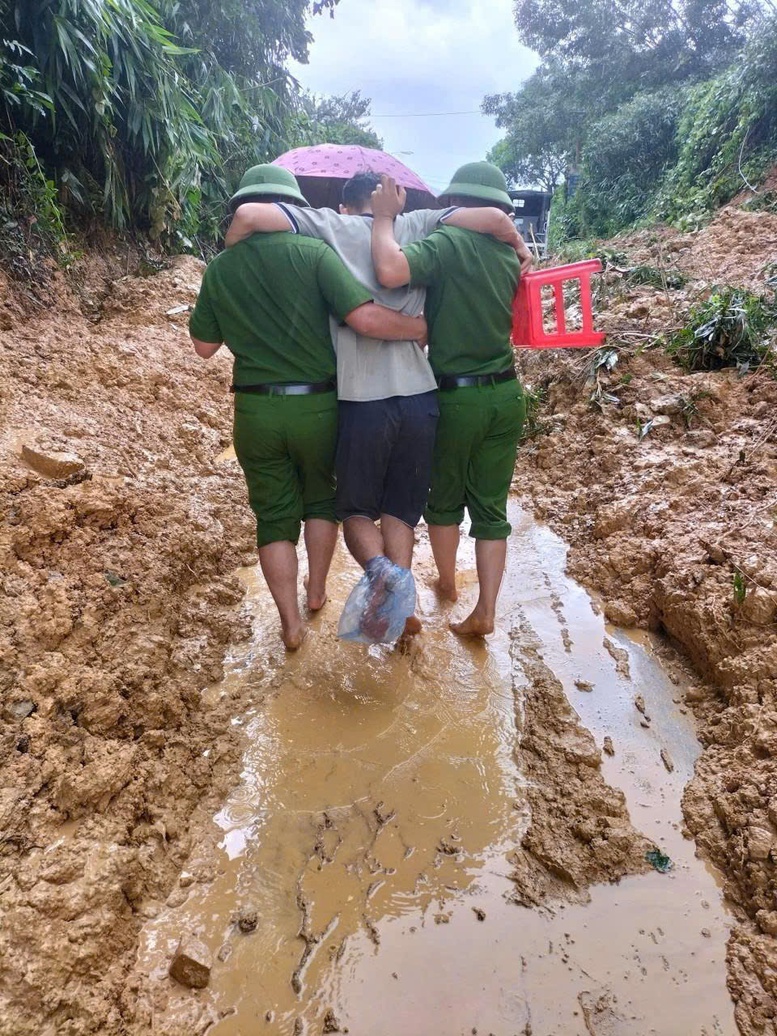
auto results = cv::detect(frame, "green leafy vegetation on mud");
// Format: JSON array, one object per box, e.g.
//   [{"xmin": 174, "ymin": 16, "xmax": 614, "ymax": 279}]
[{"xmin": 667, "ymin": 287, "xmax": 777, "ymax": 373}]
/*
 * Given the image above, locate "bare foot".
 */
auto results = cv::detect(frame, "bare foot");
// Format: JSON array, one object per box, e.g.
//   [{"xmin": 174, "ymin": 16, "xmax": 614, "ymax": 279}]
[
  {"xmin": 432, "ymin": 577, "xmax": 458, "ymax": 602},
  {"xmin": 403, "ymin": 614, "xmax": 422, "ymax": 636},
  {"xmin": 303, "ymin": 575, "xmax": 327, "ymax": 612},
  {"xmin": 282, "ymin": 622, "xmax": 308, "ymax": 651},
  {"xmin": 449, "ymin": 612, "xmax": 494, "ymax": 638}
]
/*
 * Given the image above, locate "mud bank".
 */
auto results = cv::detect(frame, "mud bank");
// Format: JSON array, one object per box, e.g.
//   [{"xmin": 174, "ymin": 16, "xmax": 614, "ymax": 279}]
[
  {"xmin": 0, "ymin": 257, "xmax": 257, "ymax": 1034},
  {"xmin": 515, "ymin": 201, "xmax": 777, "ymax": 1033}
]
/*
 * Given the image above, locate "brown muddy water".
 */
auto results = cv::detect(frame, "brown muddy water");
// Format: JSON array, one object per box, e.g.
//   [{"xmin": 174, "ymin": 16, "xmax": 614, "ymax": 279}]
[{"xmin": 135, "ymin": 501, "xmax": 736, "ymax": 1036}]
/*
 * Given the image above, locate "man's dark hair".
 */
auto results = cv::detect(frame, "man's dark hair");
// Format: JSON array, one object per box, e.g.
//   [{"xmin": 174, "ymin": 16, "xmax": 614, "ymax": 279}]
[{"xmin": 342, "ymin": 172, "xmax": 381, "ymax": 211}]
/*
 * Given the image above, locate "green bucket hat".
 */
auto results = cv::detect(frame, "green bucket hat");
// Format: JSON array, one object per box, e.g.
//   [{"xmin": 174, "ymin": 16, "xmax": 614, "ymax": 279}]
[
  {"xmin": 228, "ymin": 164, "xmax": 309, "ymax": 211},
  {"xmin": 438, "ymin": 161, "xmax": 513, "ymax": 212}
]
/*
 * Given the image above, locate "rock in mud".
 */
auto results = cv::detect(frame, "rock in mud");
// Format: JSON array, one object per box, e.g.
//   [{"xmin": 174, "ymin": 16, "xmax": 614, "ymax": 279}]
[
  {"xmin": 21, "ymin": 445, "xmax": 85, "ymax": 479},
  {"xmin": 604, "ymin": 599, "xmax": 638, "ymax": 626},
  {"xmin": 603, "ymin": 736, "xmax": 615, "ymax": 756},
  {"xmin": 748, "ymin": 827, "xmax": 775, "ymax": 862},
  {"xmin": 168, "ymin": 936, "xmax": 212, "ymax": 989},
  {"xmin": 237, "ymin": 908, "xmax": 258, "ymax": 933},
  {"xmin": 5, "ymin": 700, "xmax": 36, "ymax": 720},
  {"xmin": 322, "ymin": 1009, "xmax": 343, "ymax": 1033}
]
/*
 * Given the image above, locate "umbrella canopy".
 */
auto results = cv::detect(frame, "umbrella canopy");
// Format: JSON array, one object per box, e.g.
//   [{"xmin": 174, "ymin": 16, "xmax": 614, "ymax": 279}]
[{"xmin": 273, "ymin": 144, "xmax": 439, "ymax": 211}]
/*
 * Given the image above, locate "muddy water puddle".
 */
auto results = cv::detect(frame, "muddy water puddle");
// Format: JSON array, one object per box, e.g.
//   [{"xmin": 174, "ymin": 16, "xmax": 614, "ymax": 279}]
[{"xmin": 136, "ymin": 501, "xmax": 735, "ymax": 1035}]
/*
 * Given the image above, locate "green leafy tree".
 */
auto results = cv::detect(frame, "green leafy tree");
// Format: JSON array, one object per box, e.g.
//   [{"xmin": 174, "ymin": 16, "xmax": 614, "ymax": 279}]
[
  {"xmin": 1, "ymin": 0, "xmax": 218, "ymax": 233},
  {"xmin": 484, "ymin": 64, "xmax": 583, "ymax": 189},
  {"xmin": 512, "ymin": 0, "xmax": 762, "ymax": 88},
  {"xmin": 487, "ymin": 0, "xmax": 777, "ymax": 239},
  {"xmin": 299, "ymin": 91, "xmax": 383, "ymax": 149},
  {"xmin": 0, "ymin": 0, "xmax": 347, "ymax": 245}
]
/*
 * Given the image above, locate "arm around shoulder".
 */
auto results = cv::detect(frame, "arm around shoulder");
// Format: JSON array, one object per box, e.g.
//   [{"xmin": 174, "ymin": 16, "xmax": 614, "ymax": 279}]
[
  {"xmin": 371, "ymin": 216, "xmax": 412, "ymax": 289},
  {"xmin": 224, "ymin": 203, "xmax": 293, "ymax": 248},
  {"xmin": 345, "ymin": 302, "xmax": 426, "ymax": 344}
]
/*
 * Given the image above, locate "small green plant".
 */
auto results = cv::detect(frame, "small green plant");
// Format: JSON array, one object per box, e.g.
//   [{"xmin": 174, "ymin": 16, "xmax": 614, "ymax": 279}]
[
  {"xmin": 743, "ymin": 191, "xmax": 777, "ymax": 214},
  {"xmin": 626, "ymin": 264, "xmax": 686, "ymax": 290},
  {"xmin": 678, "ymin": 390, "xmax": 712, "ymax": 428},
  {"xmin": 0, "ymin": 131, "xmax": 72, "ymax": 280},
  {"xmin": 520, "ymin": 384, "xmax": 550, "ymax": 440},
  {"xmin": 733, "ymin": 571, "xmax": 747, "ymax": 605},
  {"xmin": 667, "ymin": 287, "xmax": 777, "ymax": 372}
]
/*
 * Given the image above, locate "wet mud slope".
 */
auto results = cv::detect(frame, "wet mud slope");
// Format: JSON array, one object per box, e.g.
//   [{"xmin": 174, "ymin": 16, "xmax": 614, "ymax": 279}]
[
  {"xmin": 0, "ymin": 254, "xmax": 654, "ymax": 1034},
  {"xmin": 0, "ymin": 194, "xmax": 772, "ymax": 1032},
  {"xmin": 514, "ymin": 200, "xmax": 777, "ymax": 1033},
  {"xmin": 0, "ymin": 256, "xmax": 257, "ymax": 1034}
]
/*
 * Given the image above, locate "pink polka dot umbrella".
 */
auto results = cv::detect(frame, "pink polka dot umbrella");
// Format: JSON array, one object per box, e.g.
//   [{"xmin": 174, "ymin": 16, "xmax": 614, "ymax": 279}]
[{"xmin": 273, "ymin": 143, "xmax": 439, "ymax": 211}]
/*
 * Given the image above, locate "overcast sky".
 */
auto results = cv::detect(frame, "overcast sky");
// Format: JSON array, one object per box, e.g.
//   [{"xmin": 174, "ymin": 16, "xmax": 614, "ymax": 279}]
[{"xmin": 289, "ymin": 0, "xmax": 538, "ymax": 195}]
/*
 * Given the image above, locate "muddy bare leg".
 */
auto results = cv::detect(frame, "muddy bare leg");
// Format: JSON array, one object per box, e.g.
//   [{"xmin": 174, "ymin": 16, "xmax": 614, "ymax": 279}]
[
  {"xmin": 382, "ymin": 514, "xmax": 421, "ymax": 635},
  {"xmin": 450, "ymin": 538, "xmax": 507, "ymax": 638},
  {"xmin": 303, "ymin": 519, "xmax": 338, "ymax": 611},
  {"xmin": 258, "ymin": 540, "xmax": 305, "ymax": 650},
  {"xmin": 343, "ymin": 515, "xmax": 384, "ymax": 568},
  {"xmin": 428, "ymin": 523, "xmax": 460, "ymax": 602}
]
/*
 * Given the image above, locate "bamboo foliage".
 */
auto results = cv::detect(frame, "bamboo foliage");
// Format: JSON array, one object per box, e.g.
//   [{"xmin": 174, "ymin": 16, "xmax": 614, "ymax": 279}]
[{"xmin": 0, "ymin": 0, "xmax": 314, "ymax": 239}]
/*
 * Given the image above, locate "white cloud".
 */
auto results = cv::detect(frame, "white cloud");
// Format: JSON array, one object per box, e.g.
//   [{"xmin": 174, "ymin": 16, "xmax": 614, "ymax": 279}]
[{"xmin": 289, "ymin": 0, "xmax": 538, "ymax": 192}]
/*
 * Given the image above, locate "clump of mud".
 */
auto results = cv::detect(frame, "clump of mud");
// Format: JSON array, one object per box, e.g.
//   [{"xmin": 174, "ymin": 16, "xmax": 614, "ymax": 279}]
[
  {"xmin": 515, "ymin": 198, "xmax": 777, "ymax": 1034},
  {"xmin": 509, "ymin": 619, "xmax": 652, "ymax": 902},
  {"xmin": 0, "ymin": 255, "xmax": 256, "ymax": 1035}
]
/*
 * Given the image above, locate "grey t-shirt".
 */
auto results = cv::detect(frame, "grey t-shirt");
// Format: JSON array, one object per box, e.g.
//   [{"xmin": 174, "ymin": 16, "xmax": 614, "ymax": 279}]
[{"xmin": 278, "ymin": 204, "xmax": 450, "ymax": 402}]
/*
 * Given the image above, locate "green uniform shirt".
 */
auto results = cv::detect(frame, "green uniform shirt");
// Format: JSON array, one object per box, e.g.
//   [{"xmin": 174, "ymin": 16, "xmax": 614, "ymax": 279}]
[
  {"xmin": 403, "ymin": 226, "xmax": 519, "ymax": 378},
  {"xmin": 190, "ymin": 232, "xmax": 373, "ymax": 385}
]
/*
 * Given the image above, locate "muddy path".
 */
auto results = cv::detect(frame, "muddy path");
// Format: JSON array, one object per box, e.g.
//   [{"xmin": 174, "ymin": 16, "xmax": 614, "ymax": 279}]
[{"xmin": 127, "ymin": 505, "xmax": 733, "ymax": 1035}]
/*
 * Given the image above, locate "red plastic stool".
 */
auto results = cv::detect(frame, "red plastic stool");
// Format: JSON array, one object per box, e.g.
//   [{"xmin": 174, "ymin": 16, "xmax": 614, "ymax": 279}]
[{"xmin": 512, "ymin": 259, "xmax": 605, "ymax": 349}]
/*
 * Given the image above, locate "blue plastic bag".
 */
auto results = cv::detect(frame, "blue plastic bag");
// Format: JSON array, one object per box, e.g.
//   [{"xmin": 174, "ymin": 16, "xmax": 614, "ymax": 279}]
[{"xmin": 337, "ymin": 556, "xmax": 416, "ymax": 645}]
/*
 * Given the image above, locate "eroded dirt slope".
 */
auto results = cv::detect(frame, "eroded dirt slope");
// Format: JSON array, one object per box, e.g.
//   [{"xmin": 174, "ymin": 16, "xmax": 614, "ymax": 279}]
[
  {"xmin": 515, "ymin": 200, "xmax": 777, "ymax": 1034},
  {"xmin": 0, "ymin": 256, "xmax": 256, "ymax": 1034}
]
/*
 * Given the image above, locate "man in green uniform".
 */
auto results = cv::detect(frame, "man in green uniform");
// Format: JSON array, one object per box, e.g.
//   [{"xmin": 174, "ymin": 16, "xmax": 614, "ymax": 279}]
[
  {"xmin": 221, "ymin": 171, "xmax": 530, "ymax": 641},
  {"xmin": 371, "ymin": 163, "xmax": 525, "ymax": 638},
  {"xmin": 190, "ymin": 165, "xmax": 426, "ymax": 650}
]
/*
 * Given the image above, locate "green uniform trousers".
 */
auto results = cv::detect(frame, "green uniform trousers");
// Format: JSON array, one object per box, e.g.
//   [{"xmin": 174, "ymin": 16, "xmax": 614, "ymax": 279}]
[
  {"xmin": 424, "ymin": 377, "xmax": 526, "ymax": 540},
  {"xmin": 232, "ymin": 391, "xmax": 338, "ymax": 548}
]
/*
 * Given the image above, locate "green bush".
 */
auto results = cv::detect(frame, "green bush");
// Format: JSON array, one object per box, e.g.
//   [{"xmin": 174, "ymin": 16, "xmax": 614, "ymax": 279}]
[
  {"xmin": 578, "ymin": 86, "xmax": 687, "ymax": 234},
  {"xmin": 667, "ymin": 287, "xmax": 777, "ymax": 371},
  {"xmin": 656, "ymin": 24, "xmax": 777, "ymax": 223}
]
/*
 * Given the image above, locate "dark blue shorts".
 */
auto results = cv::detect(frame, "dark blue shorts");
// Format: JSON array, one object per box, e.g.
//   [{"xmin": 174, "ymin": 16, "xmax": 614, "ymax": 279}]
[{"xmin": 335, "ymin": 391, "xmax": 439, "ymax": 527}]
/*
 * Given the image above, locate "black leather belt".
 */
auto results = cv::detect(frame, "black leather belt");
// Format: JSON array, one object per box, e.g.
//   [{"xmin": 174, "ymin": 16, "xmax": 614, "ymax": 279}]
[
  {"xmin": 437, "ymin": 367, "xmax": 516, "ymax": 391},
  {"xmin": 231, "ymin": 379, "xmax": 336, "ymax": 396}
]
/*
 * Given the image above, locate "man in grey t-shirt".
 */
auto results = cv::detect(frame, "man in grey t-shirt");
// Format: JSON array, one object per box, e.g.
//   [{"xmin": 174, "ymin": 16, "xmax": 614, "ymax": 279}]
[{"xmin": 225, "ymin": 172, "xmax": 530, "ymax": 634}]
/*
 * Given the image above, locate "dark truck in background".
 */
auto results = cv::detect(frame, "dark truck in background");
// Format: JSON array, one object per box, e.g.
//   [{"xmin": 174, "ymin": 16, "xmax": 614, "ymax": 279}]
[{"xmin": 510, "ymin": 189, "xmax": 552, "ymax": 258}]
